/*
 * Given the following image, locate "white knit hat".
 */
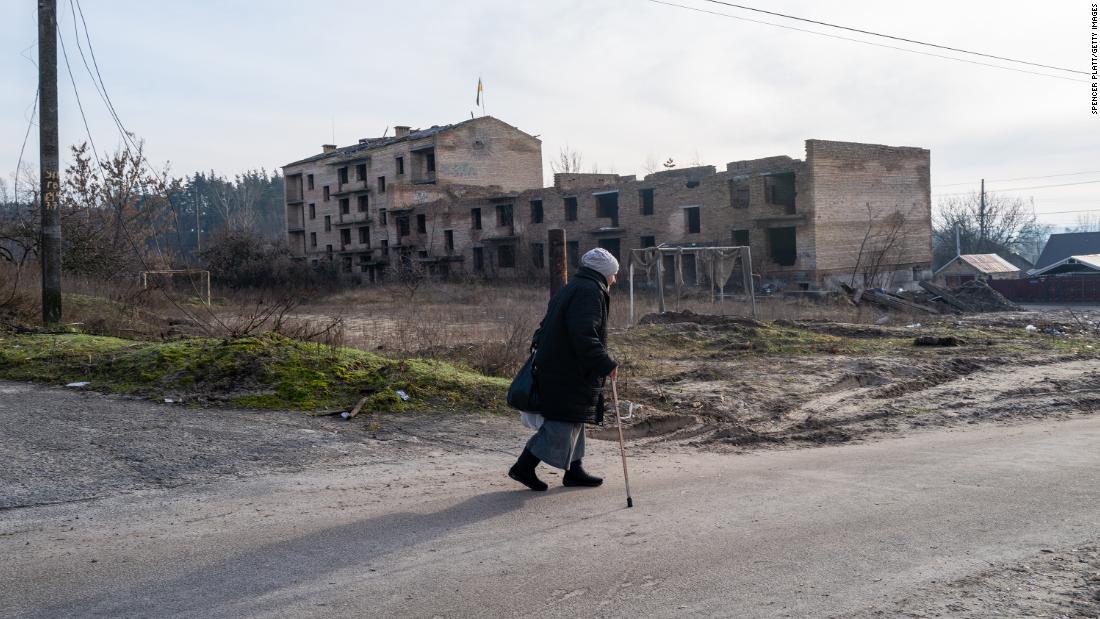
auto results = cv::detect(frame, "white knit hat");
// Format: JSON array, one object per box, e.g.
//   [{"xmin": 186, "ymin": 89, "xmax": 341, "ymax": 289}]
[{"xmin": 581, "ymin": 247, "xmax": 620, "ymax": 278}]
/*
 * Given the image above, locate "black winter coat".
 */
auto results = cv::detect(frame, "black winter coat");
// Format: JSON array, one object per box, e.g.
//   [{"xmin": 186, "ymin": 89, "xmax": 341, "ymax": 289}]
[{"xmin": 531, "ymin": 267, "xmax": 617, "ymax": 424}]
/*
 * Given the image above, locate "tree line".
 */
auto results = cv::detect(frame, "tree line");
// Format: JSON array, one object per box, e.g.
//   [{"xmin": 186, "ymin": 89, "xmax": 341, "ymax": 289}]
[{"xmin": 1, "ymin": 141, "xmax": 287, "ymax": 283}]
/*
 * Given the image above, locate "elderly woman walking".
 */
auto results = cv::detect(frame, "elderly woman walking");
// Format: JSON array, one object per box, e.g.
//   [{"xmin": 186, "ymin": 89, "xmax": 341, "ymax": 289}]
[{"xmin": 509, "ymin": 248, "xmax": 620, "ymax": 491}]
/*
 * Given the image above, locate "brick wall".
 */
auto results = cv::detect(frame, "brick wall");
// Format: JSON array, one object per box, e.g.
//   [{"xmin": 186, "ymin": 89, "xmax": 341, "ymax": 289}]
[{"xmin": 806, "ymin": 139, "xmax": 932, "ymax": 287}]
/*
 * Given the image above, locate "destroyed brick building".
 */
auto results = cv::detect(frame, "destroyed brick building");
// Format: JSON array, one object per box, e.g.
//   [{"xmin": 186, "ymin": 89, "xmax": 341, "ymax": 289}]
[{"xmin": 283, "ymin": 116, "xmax": 932, "ymax": 290}]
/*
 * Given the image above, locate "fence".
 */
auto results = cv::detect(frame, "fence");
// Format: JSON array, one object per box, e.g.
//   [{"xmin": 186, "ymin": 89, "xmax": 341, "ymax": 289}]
[{"xmin": 989, "ymin": 275, "xmax": 1100, "ymax": 303}]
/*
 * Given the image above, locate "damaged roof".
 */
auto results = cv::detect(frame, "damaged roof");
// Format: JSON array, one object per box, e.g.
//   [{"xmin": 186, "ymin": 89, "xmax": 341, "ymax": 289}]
[{"xmin": 283, "ymin": 116, "xmax": 535, "ymax": 168}]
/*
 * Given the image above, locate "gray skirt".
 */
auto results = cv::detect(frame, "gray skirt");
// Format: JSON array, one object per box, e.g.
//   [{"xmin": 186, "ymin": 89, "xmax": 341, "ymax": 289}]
[{"xmin": 525, "ymin": 419, "xmax": 585, "ymax": 470}]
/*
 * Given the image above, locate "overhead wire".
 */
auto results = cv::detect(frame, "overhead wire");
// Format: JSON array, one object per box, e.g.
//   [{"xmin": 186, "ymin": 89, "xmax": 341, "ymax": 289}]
[
  {"xmin": 934, "ymin": 170, "xmax": 1100, "ymax": 188},
  {"xmin": 698, "ymin": 0, "xmax": 1085, "ymax": 75},
  {"xmin": 646, "ymin": 0, "xmax": 1087, "ymax": 83},
  {"xmin": 932, "ymin": 179, "xmax": 1100, "ymax": 197},
  {"xmin": 13, "ymin": 89, "xmax": 39, "ymax": 204}
]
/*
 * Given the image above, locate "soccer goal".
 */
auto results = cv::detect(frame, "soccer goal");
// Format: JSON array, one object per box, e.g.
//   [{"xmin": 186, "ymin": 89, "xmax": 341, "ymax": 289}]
[
  {"xmin": 627, "ymin": 245, "xmax": 756, "ymax": 323},
  {"xmin": 139, "ymin": 269, "xmax": 211, "ymax": 306}
]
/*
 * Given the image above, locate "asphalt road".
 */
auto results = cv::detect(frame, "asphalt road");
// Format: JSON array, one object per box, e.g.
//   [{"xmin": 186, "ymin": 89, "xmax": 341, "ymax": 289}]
[{"xmin": 3, "ymin": 409, "xmax": 1098, "ymax": 618}]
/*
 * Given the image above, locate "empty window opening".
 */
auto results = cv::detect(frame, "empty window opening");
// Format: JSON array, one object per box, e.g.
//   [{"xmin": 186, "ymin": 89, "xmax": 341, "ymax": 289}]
[
  {"xmin": 595, "ymin": 192, "xmax": 619, "ymax": 226},
  {"xmin": 639, "ymin": 188, "xmax": 654, "ymax": 215},
  {"xmin": 597, "ymin": 237, "xmax": 621, "ymax": 262},
  {"xmin": 380, "ymin": 240, "xmax": 389, "ymax": 256},
  {"xmin": 339, "ymin": 198, "xmax": 350, "ymax": 215},
  {"xmin": 307, "ymin": 174, "xmax": 314, "ymax": 190},
  {"xmin": 567, "ymin": 241, "xmax": 580, "ymax": 269},
  {"xmin": 323, "ymin": 186, "xmax": 330, "ymax": 201},
  {"xmin": 531, "ymin": 242, "xmax": 545, "ymax": 269},
  {"xmin": 564, "ymin": 197, "xmax": 578, "ymax": 221},
  {"xmin": 530, "ymin": 199, "xmax": 544, "ymax": 224},
  {"xmin": 340, "ymin": 228, "xmax": 351, "ymax": 246},
  {"xmin": 310, "ymin": 232, "xmax": 317, "ymax": 247},
  {"xmin": 684, "ymin": 206, "xmax": 701, "ymax": 234},
  {"xmin": 764, "ymin": 173, "xmax": 796, "ymax": 212},
  {"xmin": 308, "ymin": 203, "xmax": 316, "ymax": 219},
  {"xmin": 473, "ymin": 247, "xmax": 484, "ymax": 272},
  {"xmin": 379, "ymin": 209, "xmax": 387, "ymax": 225},
  {"xmin": 324, "ymin": 215, "xmax": 331, "ymax": 232},
  {"xmin": 397, "ymin": 215, "xmax": 410, "ymax": 237},
  {"xmin": 471, "ymin": 207, "xmax": 482, "ymax": 230},
  {"xmin": 730, "ymin": 181, "xmax": 749, "ymax": 209},
  {"xmin": 732, "ymin": 229, "xmax": 750, "ymax": 247},
  {"xmin": 395, "ymin": 157, "xmax": 405, "ymax": 175},
  {"xmin": 326, "ymin": 244, "xmax": 333, "ymax": 258},
  {"xmin": 686, "ymin": 180, "xmax": 700, "ymax": 188},
  {"xmin": 342, "ymin": 256, "xmax": 352, "ymax": 273},
  {"xmin": 682, "ymin": 253, "xmax": 697, "ymax": 284},
  {"xmin": 767, "ymin": 227, "xmax": 797, "ymax": 266},
  {"xmin": 377, "ymin": 176, "xmax": 386, "ymax": 193},
  {"xmin": 445, "ymin": 230, "xmax": 454, "ymax": 253},
  {"xmin": 426, "ymin": 152, "xmax": 435, "ymax": 172},
  {"xmin": 498, "ymin": 245, "xmax": 516, "ymax": 268},
  {"xmin": 416, "ymin": 214, "xmax": 427, "ymax": 234},
  {"xmin": 358, "ymin": 226, "xmax": 370, "ymax": 246},
  {"xmin": 640, "ymin": 235, "xmax": 656, "ymax": 249},
  {"xmin": 355, "ymin": 164, "xmax": 366, "ymax": 181},
  {"xmin": 357, "ymin": 194, "xmax": 368, "ymax": 212},
  {"xmin": 418, "ymin": 250, "xmax": 428, "ymax": 259},
  {"xmin": 338, "ymin": 167, "xmax": 349, "ymax": 185},
  {"xmin": 497, "ymin": 203, "xmax": 514, "ymax": 228}
]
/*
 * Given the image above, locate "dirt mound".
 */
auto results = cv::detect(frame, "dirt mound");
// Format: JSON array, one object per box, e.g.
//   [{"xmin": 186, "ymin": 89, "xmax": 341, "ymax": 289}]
[
  {"xmin": 951, "ymin": 280, "xmax": 1021, "ymax": 312},
  {"xmin": 638, "ymin": 309, "xmax": 761, "ymax": 327}
]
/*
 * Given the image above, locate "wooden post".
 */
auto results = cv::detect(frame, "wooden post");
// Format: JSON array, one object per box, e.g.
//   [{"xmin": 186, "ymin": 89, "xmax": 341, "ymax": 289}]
[
  {"xmin": 548, "ymin": 228, "xmax": 567, "ymax": 298},
  {"xmin": 655, "ymin": 250, "xmax": 666, "ymax": 314},
  {"xmin": 668, "ymin": 249, "xmax": 677, "ymax": 312},
  {"xmin": 628, "ymin": 262, "xmax": 635, "ymax": 325},
  {"xmin": 742, "ymin": 247, "xmax": 757, "ymax": 319},
  {"xmin": 38, "ymin": 0, "xmax": 62, "ymax": 325}
]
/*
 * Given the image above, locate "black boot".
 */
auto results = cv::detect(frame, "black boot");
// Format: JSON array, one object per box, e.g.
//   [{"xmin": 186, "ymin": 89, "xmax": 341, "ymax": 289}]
[
  {"xmin": 508, "ymin": 448, "xmax": 548, "ymax": 491},
  {"xmin": 563, "ymin": 460, "xmax": 603, "ymax": 487}
]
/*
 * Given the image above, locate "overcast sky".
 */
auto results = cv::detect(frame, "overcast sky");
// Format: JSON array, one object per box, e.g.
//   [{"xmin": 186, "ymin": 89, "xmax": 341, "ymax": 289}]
[{"xmin": 2, "ymin": 0, "xmax": 1097, "ymax": 228}]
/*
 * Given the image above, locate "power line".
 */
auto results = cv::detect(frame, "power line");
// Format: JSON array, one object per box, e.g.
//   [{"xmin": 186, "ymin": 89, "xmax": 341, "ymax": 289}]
[
  {"xmin": 71, "ymin": 0, "xmax": 138, "ymax": 152},
  {"xmin": 646, "ymin": 0, "xmax": 1087, "ymax": 83},
  {"xmin": 933, "ymin": 179, "xmax": 1100, "ymax": 197},
  {"xmin": 934, "ymin": 170, "xmax": 1100, "ymax": 188},
  {"xmin": 698, "ymin": 0, "xmax": 1086, "ymax": 75},
  {"xmin": 13, "ymin": 89, "xmax": 39, "ymax": 203},
  {"xmin": 57, "ymin": 19, "xmax": 104, "ymax": 173}
]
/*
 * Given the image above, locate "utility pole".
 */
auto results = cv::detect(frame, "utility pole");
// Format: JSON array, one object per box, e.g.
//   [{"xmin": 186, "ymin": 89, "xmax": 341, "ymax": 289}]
[
  {"xmin": 38, "ymin": 0, "xmax": 62, "ymax": 325},
  {"xmin": 977, "ymin": 178, "xmax": 986, "ymax": 253}
]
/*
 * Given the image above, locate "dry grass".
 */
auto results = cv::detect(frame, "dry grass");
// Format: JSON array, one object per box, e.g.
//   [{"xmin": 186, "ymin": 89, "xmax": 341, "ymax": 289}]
[{"xmin": 3, "ymin": 262, "xmax": 914, "ymax": 381}]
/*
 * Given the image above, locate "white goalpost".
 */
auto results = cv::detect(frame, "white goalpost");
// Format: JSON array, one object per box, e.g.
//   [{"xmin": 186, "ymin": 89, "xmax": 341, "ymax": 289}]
[
  {"xmin": 628, "ymin": 245, "xmax": 756, "ymax": 324},
  {"xmin": 140, "ymin": 269, "xmax": 212, "ymax": 306}
]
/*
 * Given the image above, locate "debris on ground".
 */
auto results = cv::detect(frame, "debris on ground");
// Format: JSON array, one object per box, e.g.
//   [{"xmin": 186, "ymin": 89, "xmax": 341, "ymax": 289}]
[{"xmin": 949, "ymin": 280, "xmax": 1022, "ymax": 312}]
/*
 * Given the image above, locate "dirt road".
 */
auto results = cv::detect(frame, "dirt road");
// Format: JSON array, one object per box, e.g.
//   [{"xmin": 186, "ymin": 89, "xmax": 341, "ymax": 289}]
[{"xmin": 2, "ymin": 383, "xmax": 1099, "ymax": 617}]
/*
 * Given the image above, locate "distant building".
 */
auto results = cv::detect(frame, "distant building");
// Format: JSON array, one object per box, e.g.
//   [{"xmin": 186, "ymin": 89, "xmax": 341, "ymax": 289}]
[
  {"xmin": 933, "ymin": 253, "xmax": 1020, "ymax": 287},
  {"xmin": 283, "ymin": 116, "xmax": 933, "ymax": 290},
  {"xmin": 1029, "ymin": 254, "xmax": 1100, "ymax": 277},
  {"xmin": 1033, "ymin": 231, "xmax": 1100, "ymax": 272}
]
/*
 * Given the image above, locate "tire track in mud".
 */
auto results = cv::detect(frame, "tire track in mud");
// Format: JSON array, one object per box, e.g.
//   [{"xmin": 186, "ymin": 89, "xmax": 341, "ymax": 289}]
[{"xmin": 608, "ymin": 357, "xmax": 1100, "ymax": 450}]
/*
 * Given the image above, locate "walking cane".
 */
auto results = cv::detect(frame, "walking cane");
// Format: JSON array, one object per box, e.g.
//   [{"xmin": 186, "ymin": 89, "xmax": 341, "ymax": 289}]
[{"xmin": 610, "ymin": 378, "xmax": 634, "ymax": 508}]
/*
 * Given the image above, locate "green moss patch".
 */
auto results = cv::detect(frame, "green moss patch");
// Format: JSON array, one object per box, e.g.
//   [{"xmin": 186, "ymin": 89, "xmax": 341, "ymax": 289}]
[{"xmin": 0, "ymin": 332, "xmax": 508, "ymax": 414}]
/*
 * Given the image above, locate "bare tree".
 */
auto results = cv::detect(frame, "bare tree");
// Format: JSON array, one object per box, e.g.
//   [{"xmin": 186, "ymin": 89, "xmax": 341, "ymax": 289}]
[
  {"xmin": 1074, "ymin": 213, "xmax": 1100, "ymax": 232},
  {"xmin": 549, "ymin": 145, "xmax": 584, "ymax": 174},
  {"xmin": 933, "ymin": 191, "xmax": 1046, "ymax": 266},
  {"xmin": 643, "ymin": 154, "xmax": 660, "ymax": 175},
  {"xmin": 850, "ymin": 204, "xmax": 915, "ymax": 289}
]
